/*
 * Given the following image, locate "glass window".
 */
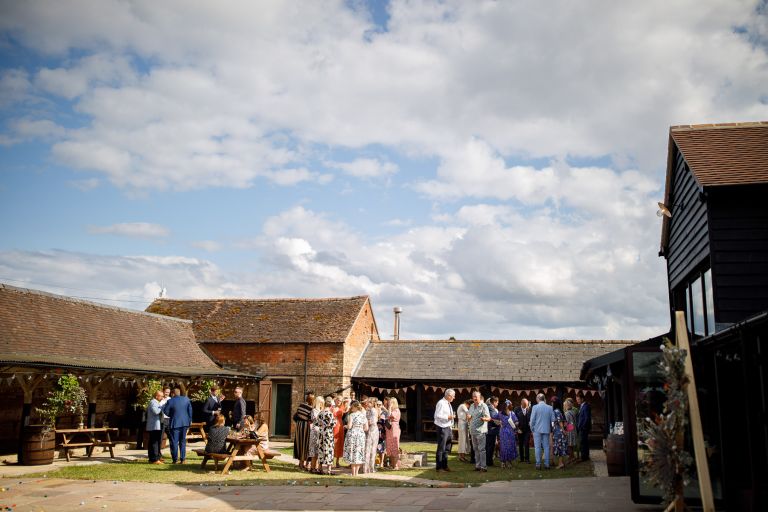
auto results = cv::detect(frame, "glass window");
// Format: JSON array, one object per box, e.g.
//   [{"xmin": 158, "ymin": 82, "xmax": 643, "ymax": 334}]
[
  {"xmin": 691, "ymin": 276, "xmax": 705, "ymax": 336},
  {"xmin": 704, "ymin": 269, "xmax": 715, "ymax": 334},
  {"xmin": 685, "ymin": 286, "xmax": 692, "ymax": 333}
]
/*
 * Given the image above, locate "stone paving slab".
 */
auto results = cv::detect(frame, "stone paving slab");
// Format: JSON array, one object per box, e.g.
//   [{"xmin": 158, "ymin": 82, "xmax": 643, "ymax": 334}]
[{"xmin": 0, "ymin": 476, "xmax": 659, "ymax": 512}]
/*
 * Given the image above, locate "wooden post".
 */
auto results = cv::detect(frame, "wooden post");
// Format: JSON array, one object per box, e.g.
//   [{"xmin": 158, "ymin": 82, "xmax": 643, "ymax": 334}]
[
  {"xmin": 83, "ymin": 374, "xmax": 109, "ymax": 427},
  {"xmin": 675, "ymin": 311, "xmax": 715, "ymax": 512},
  {"xmin": 415, "ymin": 383, "xmax": 423, "ymax": 442}
]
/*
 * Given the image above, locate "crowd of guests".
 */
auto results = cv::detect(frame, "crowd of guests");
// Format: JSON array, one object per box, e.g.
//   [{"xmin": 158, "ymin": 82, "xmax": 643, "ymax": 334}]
[
  {"xmin": 148, "ymin": 384, "xmax": 592, "ymax": 474},
  {"xmin": 447, "ymin": 389, "xmax": 592, "ymax": 471},
  {"xmin": 293, "ymin": 390, "xmax": 402, "ymax": 475},
  {"xmin": 145, "ymin": 384, "xmax": 266, "ymax": 469}
]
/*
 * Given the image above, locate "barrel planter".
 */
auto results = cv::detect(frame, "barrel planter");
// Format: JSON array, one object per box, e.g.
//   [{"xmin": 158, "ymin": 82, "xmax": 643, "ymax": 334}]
[
  {"xmin": 21, "ymin": 425, "xmax": 55, "ymax": 466},
  {"xmin": 605, "ymin": 433, "xmax": 626, "ymax": 476}
]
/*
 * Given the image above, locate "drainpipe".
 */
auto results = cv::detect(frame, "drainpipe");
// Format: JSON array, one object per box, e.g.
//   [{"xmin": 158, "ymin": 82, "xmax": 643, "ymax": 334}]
[{"xmin": 303, "ymin": 343, "xmax": 309, "ymax": 397}]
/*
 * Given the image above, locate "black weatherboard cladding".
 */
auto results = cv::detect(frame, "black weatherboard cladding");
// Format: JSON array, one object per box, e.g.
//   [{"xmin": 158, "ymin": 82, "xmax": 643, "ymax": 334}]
[{"xmin": 666, "ymin": 149, "xmax": 710, "ymax": 290}]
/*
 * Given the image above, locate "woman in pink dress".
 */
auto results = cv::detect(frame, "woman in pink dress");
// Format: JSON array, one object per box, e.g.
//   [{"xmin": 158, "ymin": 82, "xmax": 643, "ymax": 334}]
[
  {"xmin": 332, "ymin": 396, "xmax": 345, "ymax": 467},
  {"xmin": 385, "ymin": 397, "xmax": 401, "ymax": 470}
]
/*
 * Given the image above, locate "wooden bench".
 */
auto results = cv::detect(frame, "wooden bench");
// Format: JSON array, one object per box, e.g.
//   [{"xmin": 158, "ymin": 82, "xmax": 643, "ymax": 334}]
[
  {"xmin": 186, "ymin": 422, "xmax": 207, "ymax": 443},
  {"xmin": 56, "ymin": 428, "xmax": 118, "ymax": 462},
  {"xmin": 193, "ymin": 448, "xmax": 230, "ymax": 471},
  {"xmin": 195, "ymin": 441, "xmax": 280, "ymax": 474}
]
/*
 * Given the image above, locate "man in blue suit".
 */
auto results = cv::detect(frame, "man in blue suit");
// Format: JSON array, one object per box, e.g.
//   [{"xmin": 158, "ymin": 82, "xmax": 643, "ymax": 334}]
[
  {"xmin": 576, "ymin": 394, "xmax": 592, "ymax": 462},
  {"xmin": 529, "ymin": 393, "xmax": 555, "ymax": 469},
  {"xmin": 162, "ymin": 387, "xmax": 193, "ymax": 464}
]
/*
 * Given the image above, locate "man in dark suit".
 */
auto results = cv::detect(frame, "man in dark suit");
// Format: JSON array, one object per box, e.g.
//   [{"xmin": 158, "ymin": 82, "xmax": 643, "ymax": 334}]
[
  {"xmin": 514, "ymin": 398, "xmax": 532, "ymax": 463},
  {"xmin": 162, "ymin": 388, "xmax": 193, "ymax": 464},
  {"xmin": 232, "ymin": 386, "xmax": 247, "ymax": 429},
  {"xmin": 576, "ymin": 394, "xmax": 592, "ymax": 461},
  {"xmin": 202, "ymin": 385, "xmax": 222, "ymax": 430}
]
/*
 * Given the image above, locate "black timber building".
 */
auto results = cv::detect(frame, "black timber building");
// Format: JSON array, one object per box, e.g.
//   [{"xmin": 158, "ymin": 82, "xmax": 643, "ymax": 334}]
[{"xmin": 584, "ymin": 121, "xmax": 768, "ymax": 510}]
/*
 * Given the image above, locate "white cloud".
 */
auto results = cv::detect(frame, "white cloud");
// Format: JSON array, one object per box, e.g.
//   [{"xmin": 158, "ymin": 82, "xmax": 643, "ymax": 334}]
[
  {"xmin": 0, "ymin": 68, "xmax": 32, "ymax": 108},
  {"xmin": 244, "ymin": 203, "xmax": 668, "ymax": 339},
  {"xmin": 88, "ymin": 222, "xmax": 170, "ymax": 238},
  {"xmin": 326, "ymin": 158, "xmax": 398, "ymax": 178},
  {"xmin": 190, "ymin": 240, "xmax": 221, "ymax": 252},
  {"xmin": 1, "ymin": 1, "xmax": 765, "ymax": 190},
  {"xmin": 0, "ymin": 249, "xmax": 251, "ymax": 310}
]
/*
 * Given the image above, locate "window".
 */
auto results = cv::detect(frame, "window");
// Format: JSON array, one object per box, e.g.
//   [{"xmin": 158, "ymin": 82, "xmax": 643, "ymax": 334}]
[
  {"xmin": 691, "ymin": 276, "xmax": 705, "ymax": 335},
  {"xmin": 704, "ymin": 269, "xmax": 715, "ymax": 335},
  {"xmin": 681, "ymin": 267, "xmax": 716, "ymax": 337}
]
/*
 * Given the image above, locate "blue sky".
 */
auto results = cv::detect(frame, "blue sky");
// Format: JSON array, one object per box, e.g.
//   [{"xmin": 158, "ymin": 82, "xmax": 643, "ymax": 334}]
[{"xmin": 1, "ymin": 0, "xmax": 767, "ymax": 339}]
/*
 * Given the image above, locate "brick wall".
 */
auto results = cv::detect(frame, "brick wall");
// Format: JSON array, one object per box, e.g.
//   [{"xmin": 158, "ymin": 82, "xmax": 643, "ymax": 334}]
[
  {"xmin": 202, "ymin": 342, "xmax": 349, "ymax": 434},
  {"xmin": 342, "ymin": 299, "xmax": 379, "ymax": 389}
]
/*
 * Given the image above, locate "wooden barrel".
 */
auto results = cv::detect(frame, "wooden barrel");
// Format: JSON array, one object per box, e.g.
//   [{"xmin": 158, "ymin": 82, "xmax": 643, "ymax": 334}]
[
  {"xmin": 21, "ymin": 425, "xmax": 55, "ymax": 465},
  {"xmin": 605, "ymin": 434, "xmax": 626, "ymax": 476}
]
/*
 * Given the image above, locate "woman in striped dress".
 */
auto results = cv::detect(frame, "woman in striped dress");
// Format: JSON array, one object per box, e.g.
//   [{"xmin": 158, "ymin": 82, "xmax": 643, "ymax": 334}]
[{"xmin": 292, "ymin": 391, "xmax": 314, "ymax": 471}]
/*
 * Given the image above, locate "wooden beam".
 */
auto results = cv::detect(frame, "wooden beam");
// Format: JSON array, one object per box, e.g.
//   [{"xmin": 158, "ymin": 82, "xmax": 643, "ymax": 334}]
[{"xmin": 675, "ymin": 311, "xmax": 715, "ymax": 512}]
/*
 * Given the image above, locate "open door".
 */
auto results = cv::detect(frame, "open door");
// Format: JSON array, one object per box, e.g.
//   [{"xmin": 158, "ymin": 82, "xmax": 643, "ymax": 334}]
[{"xmin": 258, "ymin": 380, "xmax": 272, "ymax": 428}]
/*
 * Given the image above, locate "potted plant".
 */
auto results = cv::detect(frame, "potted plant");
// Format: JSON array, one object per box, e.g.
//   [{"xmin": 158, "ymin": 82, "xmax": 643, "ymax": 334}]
[{"xmin": 23, "ymin": 374, "xmax": 88, "ymax": 465}]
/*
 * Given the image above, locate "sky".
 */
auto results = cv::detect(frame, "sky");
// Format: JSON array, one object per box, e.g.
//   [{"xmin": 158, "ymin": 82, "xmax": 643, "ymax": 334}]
[{"xmin": 1, "ymin": 0, "xmax": 767, "ymax": 341}]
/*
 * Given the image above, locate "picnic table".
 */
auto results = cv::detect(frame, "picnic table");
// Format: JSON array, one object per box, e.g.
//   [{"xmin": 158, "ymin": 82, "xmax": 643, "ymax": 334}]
[
  {"xmin": 186, "ymin": 422, "xmax": 207, "ymax": 442},
  {"xmin": 194, "ymin": 435, "xmax": 279, "ymax": 474},
  {"xmin": 55, "ymin": 427, "xmax": 118, "ymax": 462}
]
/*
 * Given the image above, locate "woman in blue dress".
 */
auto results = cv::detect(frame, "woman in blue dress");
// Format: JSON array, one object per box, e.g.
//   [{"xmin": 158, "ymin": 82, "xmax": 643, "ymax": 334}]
[
  {"xmin": 551, "ymin": 397, "xmax": 568, "ymax": 469},
  {"xmin": 498, "ymin": 400, "xmax": 519, "ymax": 468}
]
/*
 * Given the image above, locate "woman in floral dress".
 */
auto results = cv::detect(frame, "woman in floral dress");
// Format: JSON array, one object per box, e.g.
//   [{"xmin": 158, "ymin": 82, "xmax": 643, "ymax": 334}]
[
  {"xmin": 307, "ymin": 396, "xmax": 323, "ymax": 473},
  {"xmin": 385, "ymin": 397, "xmax": 402, "ymax": 470},
  {"xmin": 363, "ymin": 398, "xmax": 379, "ymax": 473},
  {"xmin": 343, "ymin": 401, "xmax": 367, "ymax": 476},
  {"xmin": 498, "ymin": 401, "xmax": 519, "ymax": 468},
  {"xmin": 317, "ymin": 397, "xmax": 337, "ymax": 475},
  {"xmin": 564, "ymin": 398, "xmax": 577, "ymax": 465},
  {"xmin": 377, "ymin": 399, "xmax": 387, "ymax": 461},
  {"xmin": 551, "ymin": 397, "xmax": 568, "ymax": 469}
]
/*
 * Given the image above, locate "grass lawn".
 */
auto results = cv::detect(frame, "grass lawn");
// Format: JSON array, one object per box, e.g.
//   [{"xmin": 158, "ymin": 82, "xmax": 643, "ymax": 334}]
[
  {"xmin": 393, "ymin": 442, "xmax": 594, "ymax": 484},
  {"xmin": 18, "ymin": 442, "xmax": 593, "ymax": 487}
]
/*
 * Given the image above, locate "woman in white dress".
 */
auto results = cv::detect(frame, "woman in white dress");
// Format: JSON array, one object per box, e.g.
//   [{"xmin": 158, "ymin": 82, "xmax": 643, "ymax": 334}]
[
  {"xmin": 307, "ymin": 396, "xmax": 323, "ymax": 473},
  {"xmin": 363, "ymin": 398, "xmax": 379, "ymax": 473},
  {"xmin": 457, "ymin": 398, "xmax": 471, "ymax": 462},
  {"xmin": 343, "ymin": 400, "xmax": 368, "ymax": 476}
]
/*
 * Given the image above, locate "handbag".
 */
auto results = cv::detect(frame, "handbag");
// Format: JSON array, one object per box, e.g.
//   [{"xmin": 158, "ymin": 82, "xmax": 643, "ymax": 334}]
[{"xmin": 567, "ymin": 423, "xmax": 575, "ymax": 432}]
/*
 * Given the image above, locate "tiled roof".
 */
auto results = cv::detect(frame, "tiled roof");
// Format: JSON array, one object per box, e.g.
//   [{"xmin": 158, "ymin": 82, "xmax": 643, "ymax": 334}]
[
  {"xmin": 146, "ymin": 296, "xmax": 369, "ymax": 343},
  {"xmin": 669, "ymin": 122, "xmax": 768, "ymax": 187},
  {"xmin": 0, "ymin": 284, "xmax": 237, "ymax": 376},
  {"xmin": 353, "ymin": 339, "xmax": 636, "ymax": 383}
]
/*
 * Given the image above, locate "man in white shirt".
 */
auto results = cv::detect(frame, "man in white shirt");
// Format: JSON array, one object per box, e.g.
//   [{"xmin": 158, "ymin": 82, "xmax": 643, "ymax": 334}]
[{"xmin": 434, "ymin": 389, "xmax": 455, "ymax": 472}]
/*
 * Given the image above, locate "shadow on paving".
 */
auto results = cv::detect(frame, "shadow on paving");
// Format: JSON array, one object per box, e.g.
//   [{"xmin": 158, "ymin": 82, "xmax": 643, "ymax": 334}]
[{"xmin": 0, "ymin": 475, "xmax": 659, "ymax": 511}]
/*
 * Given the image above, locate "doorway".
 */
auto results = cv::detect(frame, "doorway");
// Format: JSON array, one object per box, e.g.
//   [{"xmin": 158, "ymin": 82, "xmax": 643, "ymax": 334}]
[{"xmin": 272, "ymin": 383, "xmax": 292, "ymax": 437}]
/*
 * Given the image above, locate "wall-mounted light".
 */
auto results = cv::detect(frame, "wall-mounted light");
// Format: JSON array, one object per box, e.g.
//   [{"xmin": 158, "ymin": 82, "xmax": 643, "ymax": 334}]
[{"xmin": 657, "ymin": 200, "xmax": 684, "ymax": 218}]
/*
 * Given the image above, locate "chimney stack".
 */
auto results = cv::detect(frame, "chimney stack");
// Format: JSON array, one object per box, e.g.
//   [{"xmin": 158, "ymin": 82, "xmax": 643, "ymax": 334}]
[{"xmin": 393, "ymin": 307, "xmax": 402, "ymax": 341}]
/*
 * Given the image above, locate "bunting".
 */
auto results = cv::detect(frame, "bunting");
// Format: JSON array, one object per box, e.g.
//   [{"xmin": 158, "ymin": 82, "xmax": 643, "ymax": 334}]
[{"xmin": 355, "ymin": 381, "xmax": 606, "ymax": 400}]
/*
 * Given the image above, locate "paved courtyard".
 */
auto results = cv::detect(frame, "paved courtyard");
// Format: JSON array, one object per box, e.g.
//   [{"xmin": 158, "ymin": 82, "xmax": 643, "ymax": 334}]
[
  {"xmin": 0, "ymin": 475, "xmax": 658, "ymax": 512},
  {"xmin": 0, "ymin": 443, "xmax": 659, "ymax": 511}
]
